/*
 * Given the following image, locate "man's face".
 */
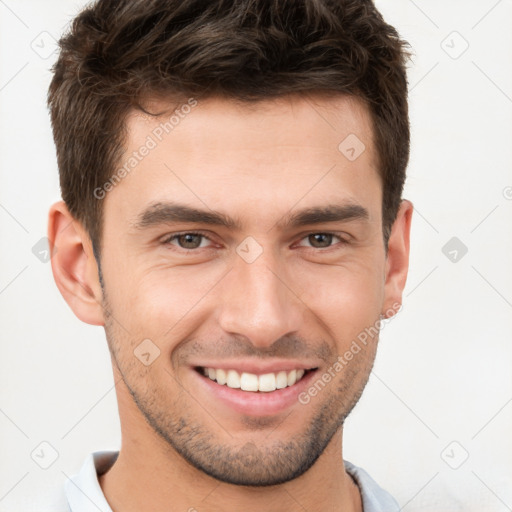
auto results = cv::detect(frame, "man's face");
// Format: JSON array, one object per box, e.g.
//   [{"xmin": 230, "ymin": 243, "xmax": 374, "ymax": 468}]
[{"xmin": 99, "ymin": 94, "xmax": 396, "ymax": 485}]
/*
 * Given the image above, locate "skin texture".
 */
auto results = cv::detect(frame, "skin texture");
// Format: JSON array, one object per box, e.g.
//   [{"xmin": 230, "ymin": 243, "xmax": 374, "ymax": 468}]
[{"xmin": 48, "ymin": 93, "xmax": 413, "ymax": 512}]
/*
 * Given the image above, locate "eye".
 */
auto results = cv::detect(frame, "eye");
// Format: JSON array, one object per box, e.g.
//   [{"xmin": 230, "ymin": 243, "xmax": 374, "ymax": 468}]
[
  {"xmin": 160, "ymin": 231, "xmax": 349, "ymax": 252},
  {"xmin": 162, "ymin": 231, "xmax": 214, "ymax": 250},
  {"xmin": 296, "ymin": 232, "xmax": 348, "ymax": 249}
]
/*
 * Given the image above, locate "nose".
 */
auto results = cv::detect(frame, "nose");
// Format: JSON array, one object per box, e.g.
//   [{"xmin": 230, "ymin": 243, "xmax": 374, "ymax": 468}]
[{"xmin": 216, "ymin": 247, "xmax": 304, "ymax": 349}]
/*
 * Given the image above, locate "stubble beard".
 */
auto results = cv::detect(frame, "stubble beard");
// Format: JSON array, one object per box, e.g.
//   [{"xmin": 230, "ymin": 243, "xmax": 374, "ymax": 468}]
[{"xmin": 102, "ymin": 293, "xmax": 377, "ymax": 486}]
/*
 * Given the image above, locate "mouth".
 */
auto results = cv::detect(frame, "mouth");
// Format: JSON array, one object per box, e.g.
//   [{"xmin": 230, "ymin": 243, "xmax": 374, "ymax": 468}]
[
  {"xmin": 195, "ymin": 366, "xmax": 316, "ymax": 393},
  {"xmin": 190, "ymin": 362, "xmax": 319, "ymax": 421}
]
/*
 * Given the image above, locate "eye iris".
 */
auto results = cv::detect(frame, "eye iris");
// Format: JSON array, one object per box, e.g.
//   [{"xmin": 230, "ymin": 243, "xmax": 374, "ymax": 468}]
[
  {"xmin": 309, "ymin": 233, "xmax": 332, "ymax": 248},
  {"xmin": 179, "ymin": 233, "xmax": 202, "ymax": 249}
]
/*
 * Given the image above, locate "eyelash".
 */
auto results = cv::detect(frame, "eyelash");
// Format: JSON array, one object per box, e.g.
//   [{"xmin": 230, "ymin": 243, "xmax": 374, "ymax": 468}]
[{"xmin": 161, "ymin": 230, "xmax": 350, "ymax": 252}]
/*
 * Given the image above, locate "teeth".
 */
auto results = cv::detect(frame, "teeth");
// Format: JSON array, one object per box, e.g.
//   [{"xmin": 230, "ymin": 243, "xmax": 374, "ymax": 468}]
[
  {"xmin": 226, "ymin": 369, "xmax": 240, "ymax": 389},
  {"xmin": 276, "ymin": 371, "xmax": 288, "ymax": 389},
  {"xmin": 259, "ymin": 373, "xmax": 276, "ymax": 392},
  {"xmin": 216, "ymin": 368, "xmax": 227, "ymax": 385},
  {"xmin": 240, "ymin": 372, "xmax": 259, "ymax": 391},
  {"xmin": 201, "ymin": 367, "xmax": 309, "ymax": 392}
]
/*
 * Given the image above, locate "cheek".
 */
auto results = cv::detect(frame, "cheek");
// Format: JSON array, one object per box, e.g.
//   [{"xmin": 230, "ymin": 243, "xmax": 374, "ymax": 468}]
[
  {"xmin": 106, "ymin": 263, "xmax": 226, "ymax": 338},
  {"xmin": 298, "ymin": 258, "xmax": 385, "ymax": 342}
]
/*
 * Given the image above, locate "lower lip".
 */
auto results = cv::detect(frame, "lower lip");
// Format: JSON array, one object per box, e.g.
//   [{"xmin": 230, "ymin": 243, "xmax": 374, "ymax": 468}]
[{"xmin": 192, "ymin": 369, "xmax": 318, "ymax": 416}]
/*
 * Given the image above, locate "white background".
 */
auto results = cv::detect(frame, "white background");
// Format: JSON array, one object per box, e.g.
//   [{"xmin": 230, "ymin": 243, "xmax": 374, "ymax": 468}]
[{"xmin": 0, "ymin": 1, "xmax": 511, "ymax": 510}]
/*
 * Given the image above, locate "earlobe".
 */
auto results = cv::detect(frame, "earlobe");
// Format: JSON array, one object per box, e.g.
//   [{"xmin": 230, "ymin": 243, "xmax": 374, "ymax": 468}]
[
  {"xmin": 47, "ymin": 201, "xmax": 105, "ymax": 326},
  {"xmin": 382, "ymin": 199, "xmax": 413, "ymax": 319}
]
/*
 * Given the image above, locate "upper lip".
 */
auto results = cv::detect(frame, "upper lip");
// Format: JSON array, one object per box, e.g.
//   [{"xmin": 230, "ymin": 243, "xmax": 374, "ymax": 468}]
[{"xmin": 192, "ymin": 359, "xmax": 320, "ymax": 375}]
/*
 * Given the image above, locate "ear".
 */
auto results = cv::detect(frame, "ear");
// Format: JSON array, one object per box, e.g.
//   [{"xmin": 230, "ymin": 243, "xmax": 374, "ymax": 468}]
[
  {"xmin": 382, "ymin": 199, "xmax": 413, "ymax": 318},
  {"xmin": 47, "ymin": 201, "xmax": 105, "ymax": 326}
]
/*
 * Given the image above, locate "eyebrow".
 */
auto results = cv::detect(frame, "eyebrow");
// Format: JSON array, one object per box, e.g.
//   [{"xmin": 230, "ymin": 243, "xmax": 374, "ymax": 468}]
[{"xmin": 132, "ymin": 201, "xmax": 370, "ymax": 232}]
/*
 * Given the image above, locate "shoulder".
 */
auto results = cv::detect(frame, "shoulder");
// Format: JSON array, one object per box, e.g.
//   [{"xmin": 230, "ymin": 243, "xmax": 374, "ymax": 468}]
[{"xmin": 344, "ymin": 460, "xmax": 400, "ymax": 512}]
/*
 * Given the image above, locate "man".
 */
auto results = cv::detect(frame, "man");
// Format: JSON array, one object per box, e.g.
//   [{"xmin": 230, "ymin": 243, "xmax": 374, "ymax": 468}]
[{"xmin": 47, "ymin": 0, "xmax": 413, "ymax": 510}]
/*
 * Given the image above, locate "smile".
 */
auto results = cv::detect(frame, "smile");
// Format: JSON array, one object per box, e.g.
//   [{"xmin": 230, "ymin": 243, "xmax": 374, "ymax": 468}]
[{"xmin": 197, "ymin": 367, "xmax": 314, "ymax": 392}]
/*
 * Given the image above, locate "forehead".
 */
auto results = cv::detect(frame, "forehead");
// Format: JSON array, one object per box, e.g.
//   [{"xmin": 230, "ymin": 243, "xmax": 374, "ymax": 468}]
[
  {"xmin": 106, "ymin": 93, "xmax": 381, "ymax": 230},
  {"xmin": 128, "ymin": 93, "xmax": 375, "ymax": 158}
]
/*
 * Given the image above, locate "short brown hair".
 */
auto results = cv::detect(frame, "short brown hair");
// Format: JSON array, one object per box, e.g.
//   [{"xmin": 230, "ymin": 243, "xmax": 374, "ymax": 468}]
[{"xmin": 48, "ymin": 0, "xmax": 410, "ymax": 258}]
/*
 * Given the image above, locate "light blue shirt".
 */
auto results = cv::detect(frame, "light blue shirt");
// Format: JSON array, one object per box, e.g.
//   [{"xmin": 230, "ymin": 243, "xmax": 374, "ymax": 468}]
[{"xmin": 64, "ymin": 451, "xmax": 400, "ymax": 512}]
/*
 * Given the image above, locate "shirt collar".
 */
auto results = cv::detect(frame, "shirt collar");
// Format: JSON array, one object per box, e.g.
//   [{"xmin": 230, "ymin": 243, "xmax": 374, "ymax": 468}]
[
  {"xmin": 65, "ymin": 451, "xmax": 118, "ymax": 512},
  {"xmin": 344, "ymin": 460, "xmax": 400, "ymax": 512}
]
